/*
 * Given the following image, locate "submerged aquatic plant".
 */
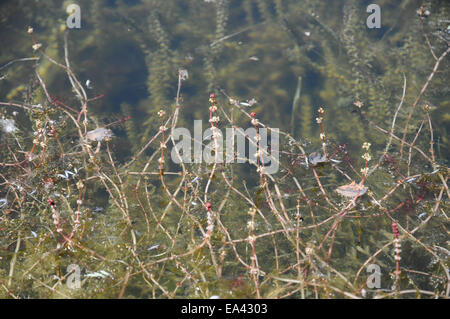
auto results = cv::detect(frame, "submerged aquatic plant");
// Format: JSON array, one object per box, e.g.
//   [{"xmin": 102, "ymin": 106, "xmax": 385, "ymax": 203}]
[{"xmin": 0, "ymin": 1, "xmax": 449, "ymax": 299}]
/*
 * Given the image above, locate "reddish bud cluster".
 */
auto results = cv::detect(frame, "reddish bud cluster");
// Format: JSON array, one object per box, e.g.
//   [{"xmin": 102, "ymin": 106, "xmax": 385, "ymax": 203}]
[
  {"xmin": 209, "ymin": 93, "xmax": 217, "ymax": 106},
  {"xmin": 205, "ymin": 202, "xmax": 212, "ymax": 211},
  {"xmin": 392, "ymin": 223, "xmax": 399, "ymax": 238},
  {"xmin": 250, "ymin": 112, "xmax": 256, "ymax": 118},
  {"xmin": 47, "ymin": 127, "xmax": 56, "ymax": 136},
  {"xmin": 47, "ymin": 199, "xmax": 55, "ymax": 206}
]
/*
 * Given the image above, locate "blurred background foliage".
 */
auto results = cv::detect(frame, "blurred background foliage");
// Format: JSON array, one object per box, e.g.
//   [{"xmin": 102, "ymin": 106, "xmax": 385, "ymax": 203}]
[{"xmin": 1, "ymin": 0, "xmax": 449, "ymax": 158}]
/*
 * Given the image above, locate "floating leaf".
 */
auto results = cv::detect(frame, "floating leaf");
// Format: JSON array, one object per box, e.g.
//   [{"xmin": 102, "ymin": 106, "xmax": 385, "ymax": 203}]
[
  {"xmin": 308, "ymin": 152, "xmax": 328, "ymax": 166},
  {"xmin": 85, "ymin": 127, "xmax": 113, "ymax": 142},
  {"xmin": 335, "ymin": 181, "xmax": 367, "ymax": 198}
]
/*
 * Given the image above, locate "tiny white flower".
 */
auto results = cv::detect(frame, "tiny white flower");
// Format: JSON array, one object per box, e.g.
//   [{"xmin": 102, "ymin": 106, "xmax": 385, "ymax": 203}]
[
  {"xmin": 362, "ymin": 153, "xmax": 372, "ymax": 161},
  {"xmin": 179, "ymin": 69, "xmax": 188, "ymax": 81},
  {"xmin": 32, "ymin": 43, "xmax": 42, "ymax": 51}
]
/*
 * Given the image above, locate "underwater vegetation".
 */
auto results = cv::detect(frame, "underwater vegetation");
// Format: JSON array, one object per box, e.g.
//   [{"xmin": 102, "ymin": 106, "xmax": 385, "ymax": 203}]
[{"xmin": 0, "ymin": 0, "xmax": 449, "ymax": 298}]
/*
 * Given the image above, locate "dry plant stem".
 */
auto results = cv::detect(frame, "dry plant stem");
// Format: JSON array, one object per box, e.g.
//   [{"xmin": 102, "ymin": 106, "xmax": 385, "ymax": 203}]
[
  {"xmin": 164, "ymin": 71, "xmax": 189, "ymax": 208},
  {"xmin": 358, "ymin": 188, "xmax": 449, "ymax": 296},
  {"xmin": 318, "ymin": 156, "xmax": 369, "ymax": 257},
  {"xmin": 154, "ymin": 110, "xmax": 184, "ymax": 188},
  {"xmin": 124, "ymin": 127, "xmax": 164, "ymax": 169},
  {"xmin": 118, "ymin": 267, "xmax": 132, "ymax": 299},
  {"xmin": 0, "ymin": 57, "xmax": 39, "ymax": 71},
  {"xmin": 220, "ymin": 171, "xmax": 271, "ymax": 227},
  {"xmin": 374, "ymin": 289, "xmax": 446, "ymax": 299},
  {"xmin": 400, "ymin": 46, "xmax": 450, "ymax": 157},
  {"xmin": 7, "ymin": 234, "xmax": 21, "ymax": 287},
  {"xmin": 217, "ymin": 98, "xmax": 288, "ymax": 174},
  {"xmin": 1, "ymin": 282, "xmax": 18, "ymax": 299},
  {"xmin": 143, "ymin": 209, "xmax": 216, "ymax": 268},
  {"xmin": 311, "ymin": 167, "xmax": 337, "ymax": 210},
  {"xmin": 420, "ymin": 17, "xmax": 438, "ymax": 62},
  {"xmin": 133, "ymin": 186, "xmax": 151, "ymax": 237},
  {"xmin": 285, "ymin": 248, "xmax": 356, "ymax": 294},
  {"xmin": 407, "ymin": 119, "xmax": 425, "ymax": 177},
  {"xmin": 217, "ymin": 97, "xmax": 292, "ymax": 236},
  {"xmin": 317, "ymin": 199, "xmax": 355, "ymax": 253},
  {"xmin": 247, "ymin": 209, "xmax": 261, "ymax": 298},
  {"xmin": 214, "ymin": 216, "xmax": 257, "ymax": 273},
  {"xmin": 0, "ymin": 101, "xmax": 32, "ymax": 111},
  {"xmin": 203, "ymin": 94, "xmax": 220, "ymax": 206},
  {"xmin": 294, "ymin": 202, "xmax": 306, "ymax": 298},
  {"xmin": 157, "ymin": 112, "xmax": 187, "ymax": 222},
  {"xmin": 372, "ymin": 73, "xmax": 406, "ymax": 175},
  {"xmin": 27, "ymin": 274, "xmax": 71, "ymax": 298},
  {"xmin": 220, "ymin": 88, "xmax": 306, "ymax": 157},
  {"xmin": 253, "ymin": 128, "xmax": 290, "ymax": 236},
  {"xmin": 392, "ymin": 223, "xmax": 401, "ymax": 289},
  {"xmin": 425, "ymin": 111, "xmax": 435, "ymax": 166},
  {"xmin": 98, "ymin": 172, "xmax": 137, "ymax": 250},
  {"xmin": 370, "ymin": 121, "xmax": 433, "ymax": 163},
  {"xmin": 58, "ymin": 109, "xmax": 138, "ymax": 258},
  {"xmin": 63, "ymin": 33, "xmax": 86, "ymax": 102},
  {"xmin": 292, "ymin": 176, "xmax": 321, "ymax": 240},
  {"xmin": 390, "ymin": 219, "xmax": 449, "ymax": 296},
  {"xmin": 32, "ymin": 32, "xmax": 88, "ymax": 123},
  {"xmin": 2, "ymin": 25, "xmax": 448, "ymax": 298}
]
